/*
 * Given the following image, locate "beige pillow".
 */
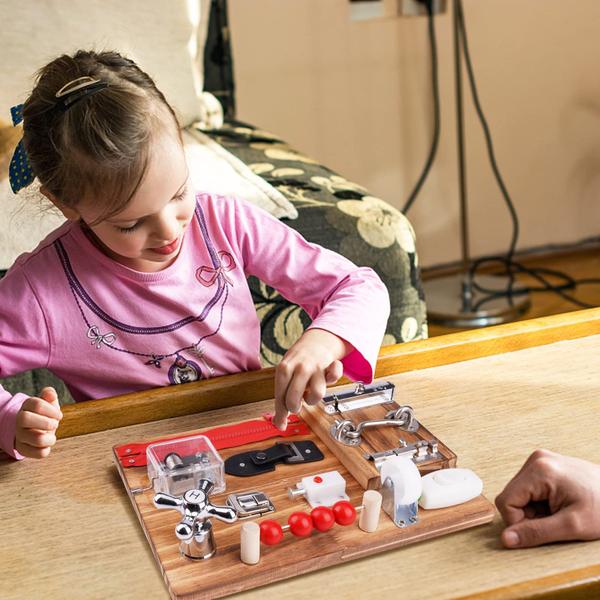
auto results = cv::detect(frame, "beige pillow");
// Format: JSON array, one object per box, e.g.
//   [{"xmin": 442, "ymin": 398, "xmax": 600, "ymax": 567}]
[{"xmin": 0, "ymin": 0, "xmax": 210, "ymax": 126}]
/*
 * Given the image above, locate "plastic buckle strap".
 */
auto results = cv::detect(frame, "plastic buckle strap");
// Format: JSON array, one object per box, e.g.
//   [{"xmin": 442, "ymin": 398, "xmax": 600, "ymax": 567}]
[
  {"xmin": 224, "ymin": 441, "xmax": 325, "ymax": 477},
  {"xmin": 114, "ymin": 414, "xmax": 309, "ymax": 468}
]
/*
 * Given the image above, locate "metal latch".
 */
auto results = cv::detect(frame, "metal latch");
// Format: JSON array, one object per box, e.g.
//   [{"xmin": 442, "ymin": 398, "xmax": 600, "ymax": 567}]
[
  {"xmin": 226, "ymin": 491, "xmax": 275, "ymax": 519},
  {"xmin": 330, "ymin": 405, "xmax": 420, "ymax": 446},
  {"xmin": 365, "ymin": 439, "xmax": 441, "ymax": 469},
  {"xmin": 321, "ymin": 381, "xmax": 395, "ymax": 414},
  {"xmin": 224, "ymin": 441, "xmax": 324, "ymax": 477}
]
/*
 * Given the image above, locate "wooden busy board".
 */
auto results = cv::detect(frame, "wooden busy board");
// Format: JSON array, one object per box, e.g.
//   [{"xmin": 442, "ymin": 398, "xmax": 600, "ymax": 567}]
[{"xmin": 114, "ymin": 412, "xmax": 495, "ymax": 600}]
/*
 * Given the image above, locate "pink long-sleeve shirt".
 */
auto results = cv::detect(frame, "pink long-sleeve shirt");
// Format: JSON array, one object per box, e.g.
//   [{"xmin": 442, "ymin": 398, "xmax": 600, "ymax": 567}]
[{"xmin": 0, "ymin": 193, "xmax": 390, "ymax": 458}]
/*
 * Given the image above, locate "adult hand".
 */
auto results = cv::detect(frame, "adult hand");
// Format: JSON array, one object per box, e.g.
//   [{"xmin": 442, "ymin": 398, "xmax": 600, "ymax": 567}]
[
  {"xmin": 273, "ymin": 328, "xmax": 349, "ymax": 430},
  {"xmin": 495, "ymin": 449, "xmax": 600, "ymax": 548},
  {"xmin": 15, "ymin": 387, "xmax": 63, "ymax": 459}
]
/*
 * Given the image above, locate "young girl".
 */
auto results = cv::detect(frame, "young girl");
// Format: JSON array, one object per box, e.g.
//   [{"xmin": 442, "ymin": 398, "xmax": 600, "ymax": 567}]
[{"xmin": 0, "ymin": 50, "xmax": 390, "ymax": 460}]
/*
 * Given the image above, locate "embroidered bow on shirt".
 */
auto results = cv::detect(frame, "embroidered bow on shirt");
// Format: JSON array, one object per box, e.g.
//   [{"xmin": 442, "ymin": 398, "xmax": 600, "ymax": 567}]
[
  {"xmin": 8, "ymin": 104, "xmax": 35, "ymax": 194},
  {"xmin": 87, "ymin": 326, "xmax": 117, "ymax": 349},
  {"xmin": 196, "ymin": 251, "xmax": 236, "ymax": 287}
]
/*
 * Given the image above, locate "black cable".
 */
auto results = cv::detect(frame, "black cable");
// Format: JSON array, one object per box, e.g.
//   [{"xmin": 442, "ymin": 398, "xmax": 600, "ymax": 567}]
[
  {"xmin": 402, "ymin": 0, "xmax": 441, "ymax": 214},
  {"xmin": 455, "ymin": 0, "xmax": 519, "ymax": 300},
  {"xmin": 400, "ymin": 1, "xmax": 600, "ymax": 311},
  {"xmin": 455, "ymin": 0, "xmax": 599, "ymax": 311}
]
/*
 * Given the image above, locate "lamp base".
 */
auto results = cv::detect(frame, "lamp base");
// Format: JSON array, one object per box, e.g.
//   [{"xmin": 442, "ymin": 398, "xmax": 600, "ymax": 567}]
[{"xmin": 423, "ymin": 273, "xmax": 531, "ymax": 328}]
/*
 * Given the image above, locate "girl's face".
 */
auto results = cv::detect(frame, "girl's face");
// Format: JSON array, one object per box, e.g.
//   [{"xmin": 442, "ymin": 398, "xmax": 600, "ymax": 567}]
[{"xmin": 79, "ymin": 131, "xmax": 196, "ymax": 272}]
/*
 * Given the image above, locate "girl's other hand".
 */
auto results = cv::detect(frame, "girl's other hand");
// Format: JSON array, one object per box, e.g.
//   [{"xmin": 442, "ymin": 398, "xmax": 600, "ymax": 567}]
[
  {"xmin": 273, "ymin": 329, "xmax": 349, "ymax": 430},
  {"xmin": 15, "ymin": 387, "xmax": 63, "ymax": 459},
  {"xmin": 495, "ymin": 450, "xmax": 600, "ymax": 548}
]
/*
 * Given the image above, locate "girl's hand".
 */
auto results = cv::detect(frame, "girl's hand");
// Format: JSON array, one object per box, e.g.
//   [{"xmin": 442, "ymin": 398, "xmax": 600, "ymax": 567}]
[
  {"xmin": 273, "ymin": 329, "xmax": 350, "ymax": 430},
  {"xmin": 15, "ymin": 387, "xmax": 63, "ymax": 459}
]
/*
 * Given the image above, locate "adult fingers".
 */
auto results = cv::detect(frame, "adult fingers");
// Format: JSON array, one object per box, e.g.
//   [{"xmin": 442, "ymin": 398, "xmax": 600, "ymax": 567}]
[
  {"xmin": 495, "ymin": 471, "xmax": 535, "ymax": 526},
  {"xmin": 324, "ymin": 360, "xmax": 343, "ymax": 385},
  {"xmin": 501, "ymin": 507, "xmax": 582, "ymax": 548},
  {"xmin": 495, "ymin": 451, "xmax": 557, "ymax": 526}
]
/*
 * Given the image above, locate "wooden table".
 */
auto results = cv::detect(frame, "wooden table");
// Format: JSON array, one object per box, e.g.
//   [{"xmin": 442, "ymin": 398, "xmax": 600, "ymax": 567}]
[{"xmin": 2, "ymin": 309, "xmax": 600, "ymax": 600}]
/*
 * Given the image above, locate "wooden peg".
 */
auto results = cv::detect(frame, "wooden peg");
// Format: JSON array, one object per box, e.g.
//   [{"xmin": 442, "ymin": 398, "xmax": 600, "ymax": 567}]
[
  {"xmin": 359, "ymin": 490, "xmax": 382, "ymax": 533},
  {"xmin": 240, "ymin": 521, "xmax": 261, "ymax": 565}
]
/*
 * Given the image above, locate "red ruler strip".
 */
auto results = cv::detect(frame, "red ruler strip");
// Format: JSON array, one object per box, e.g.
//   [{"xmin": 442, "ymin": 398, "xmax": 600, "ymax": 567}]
[{"xmin": 115, "ymin": 414, "xmax": 310, "ymax": 467}]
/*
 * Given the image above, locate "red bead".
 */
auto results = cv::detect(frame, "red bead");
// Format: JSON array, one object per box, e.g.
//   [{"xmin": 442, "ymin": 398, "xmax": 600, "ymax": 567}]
[
  {"xmin": 288, "ymin": 511, "xmax": 313, "ymax": 537},
  {"xmin": 332, "ymin": 500, "xmax": 356, "ymax": 526},
  {"xmin": 259, "ymin": 520, "xmax": 284, "ymax": 545},
  {"xmin": 310, "ymin": 506, "xmax": 335, "ymax": 532}
]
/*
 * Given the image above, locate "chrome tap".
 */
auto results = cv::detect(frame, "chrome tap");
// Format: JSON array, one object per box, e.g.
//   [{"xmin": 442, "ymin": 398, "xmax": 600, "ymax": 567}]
[{"xmin": 153, "ymin": 479, "xmax": 237, "ymax": 559}]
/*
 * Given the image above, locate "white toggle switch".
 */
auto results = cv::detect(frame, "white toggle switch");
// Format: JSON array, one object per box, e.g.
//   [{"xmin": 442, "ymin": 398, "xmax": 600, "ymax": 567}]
[
  {"xmin": 419, "ymin": 468, "xmax": 483, "ymax": 509},
  {"xmin": 288, "ymin": 470, "xmax": 349, "ymax": 508}
]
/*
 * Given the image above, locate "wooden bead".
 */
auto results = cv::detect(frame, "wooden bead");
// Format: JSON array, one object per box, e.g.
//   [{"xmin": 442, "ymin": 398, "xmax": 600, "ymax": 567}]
[
  {"xmin": 288, "ymin": 512, "xmax": 313, "ymax": 537},
  {"xmin": 332, "ymin": 500, "xmax": 356, "ymax": 526},
  {"xmin": 259, "ymin": 520, "xmax": 283, "ymax": 545},
  {"xmin": 310, "ymin": 506, "xmax": 335, "ymax": 532}
]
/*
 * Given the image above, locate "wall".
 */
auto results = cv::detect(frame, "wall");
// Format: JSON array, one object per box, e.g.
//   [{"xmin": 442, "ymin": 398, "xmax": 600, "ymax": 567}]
[{"xmin": 228, "ymin": 0, "xmax": 600, "ymax": 267}]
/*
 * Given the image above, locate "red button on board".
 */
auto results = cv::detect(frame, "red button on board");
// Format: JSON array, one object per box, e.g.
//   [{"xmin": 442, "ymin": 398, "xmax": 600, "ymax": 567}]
[{"xmin": 313, "ymin": 476, "xmax": 323, "ymax": 484}]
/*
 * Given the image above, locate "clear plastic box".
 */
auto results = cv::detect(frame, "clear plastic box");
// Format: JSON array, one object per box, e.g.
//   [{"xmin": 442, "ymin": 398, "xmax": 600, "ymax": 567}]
[{"xmin": 146, "ymin": 434, "xmax": 225, "ymax": 496}]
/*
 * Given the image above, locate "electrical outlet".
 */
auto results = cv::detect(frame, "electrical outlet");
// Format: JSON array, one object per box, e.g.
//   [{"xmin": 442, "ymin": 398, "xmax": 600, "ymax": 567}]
[{"xmin": 398, "ymin": 0, "xmax": 446, "ymax": 16}]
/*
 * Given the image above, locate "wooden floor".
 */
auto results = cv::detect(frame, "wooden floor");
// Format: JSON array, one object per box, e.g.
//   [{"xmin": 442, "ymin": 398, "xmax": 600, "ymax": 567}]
[{"xmin": 424, "ymin": 247, "xmax": 600, "ymax": 337}]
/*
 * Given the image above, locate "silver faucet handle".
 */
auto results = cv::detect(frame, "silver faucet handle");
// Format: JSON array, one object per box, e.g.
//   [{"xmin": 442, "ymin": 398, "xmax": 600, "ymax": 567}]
[
  {"xmin": 153, "ymin": 481, "xmax": 237, "ymax": 530},
  {"xmin": 153, "ymin": 492, "xmax": 185, "ymax": 513},
  {"xmin": 206, "ymin": 503, "xmax": 237, "ymax": 523},
  {"xmin": 152, "ymin": 480, "xmax": 234, "ymax": 560},
  {"xmin": 175, "ymin": 515, "xmax": 196, "ymax": 542}
]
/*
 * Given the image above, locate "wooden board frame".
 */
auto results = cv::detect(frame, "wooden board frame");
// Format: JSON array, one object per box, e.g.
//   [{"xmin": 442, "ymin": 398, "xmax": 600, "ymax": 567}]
[{"xmin": 114, "ymin": 422, "xmax": 494, "ymax": 600}]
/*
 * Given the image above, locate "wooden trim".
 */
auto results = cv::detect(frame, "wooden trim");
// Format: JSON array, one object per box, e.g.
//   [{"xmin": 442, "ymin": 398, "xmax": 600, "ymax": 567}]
[
  {"xmin": 57, "ymin": 307, "xmax": 600, "ymax": 439},
  {"xmin": 375, "ymin": 306, "xmax": 600, "ymax": 377},
  {"xmin": 455, "ymin": 564, "xmax": 600, "ymax": 600}
]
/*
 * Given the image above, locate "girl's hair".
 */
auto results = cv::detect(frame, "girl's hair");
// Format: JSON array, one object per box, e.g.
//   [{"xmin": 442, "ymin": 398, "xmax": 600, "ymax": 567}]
[{"xmin": 22, "ymin": 50, "xmax": 181, "ymax": 222}]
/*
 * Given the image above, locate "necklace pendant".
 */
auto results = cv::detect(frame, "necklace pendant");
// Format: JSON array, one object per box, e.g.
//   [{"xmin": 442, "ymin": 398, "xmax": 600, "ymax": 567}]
[{"xmin": 168, "ymin": 355, "xmax": 202, "ymax": 385}]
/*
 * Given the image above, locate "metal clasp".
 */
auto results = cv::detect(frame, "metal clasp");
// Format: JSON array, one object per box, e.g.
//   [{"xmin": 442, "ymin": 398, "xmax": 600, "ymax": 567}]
[
  {"xmin": 330, "ymin": 405, "xmax": 420, "ymax": 446},
  {"xmin": 321, "ymin": 381, "xmax": 395, "ymax": 414},
  {"xmin": 365, "ymin": 439, "xmax": 441, "ymax": 469},
  {"xmin": 226, "ymin": 491, "xmax": 275, "ymax": 519}
]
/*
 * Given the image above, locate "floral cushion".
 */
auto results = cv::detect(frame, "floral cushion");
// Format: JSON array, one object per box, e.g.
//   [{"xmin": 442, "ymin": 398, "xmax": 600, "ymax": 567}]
[{"xmin": 196, "ymin": 120, "xmax": 428, "ymax": 367}]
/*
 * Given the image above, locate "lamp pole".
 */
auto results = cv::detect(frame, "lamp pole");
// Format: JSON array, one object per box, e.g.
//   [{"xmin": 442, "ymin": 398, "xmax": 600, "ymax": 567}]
[{"xmin": 422, "ymin": 0, "xmax": 530, "ymax": 327}]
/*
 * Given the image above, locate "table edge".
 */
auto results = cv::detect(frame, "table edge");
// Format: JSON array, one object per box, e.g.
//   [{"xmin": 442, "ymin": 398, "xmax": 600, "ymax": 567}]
[{"xmin": 57, "ymin": 307, "xmax": 600, "ymax": 438}]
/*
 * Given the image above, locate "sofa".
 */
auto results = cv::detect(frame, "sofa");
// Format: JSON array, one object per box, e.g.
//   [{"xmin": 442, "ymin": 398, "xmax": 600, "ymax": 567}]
[{"xmin": 0, "ymin": 0, "xmax": 426, "ymax": 404}]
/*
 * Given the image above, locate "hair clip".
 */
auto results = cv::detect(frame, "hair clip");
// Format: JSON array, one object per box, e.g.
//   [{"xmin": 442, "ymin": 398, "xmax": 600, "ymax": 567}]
[
  {"xmin": 54, "ymin": 76, "xmax": 108, "ymax": 112},
  {"xmin": 8, "ymin": 103, "xmax": 35, "ymax": 193}
]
